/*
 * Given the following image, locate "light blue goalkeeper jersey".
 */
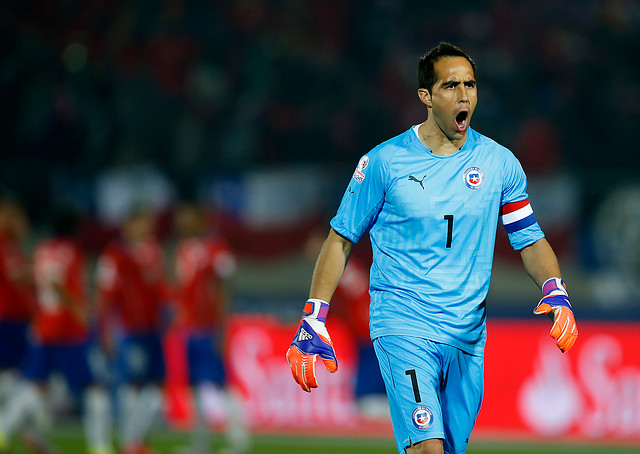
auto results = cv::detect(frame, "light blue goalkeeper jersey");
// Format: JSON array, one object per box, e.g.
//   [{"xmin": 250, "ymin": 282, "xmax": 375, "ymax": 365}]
[{"xmin": 330, "ymin": 126, "xmax": 544, "ymax": 355}]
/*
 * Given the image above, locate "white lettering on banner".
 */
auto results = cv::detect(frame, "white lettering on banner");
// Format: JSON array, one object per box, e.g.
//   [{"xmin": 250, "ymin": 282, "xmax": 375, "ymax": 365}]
[
  {"xmin": 518, "ymin": 335, "xmax": 640, "ymax": 437},
  {"xmin": 518, "ymin": 341, "xmax": 583, "ymax": 436},
  {"xmin": 578, "ymin": 335, "xmax": 640, "ymax": 437},
  {"xmin": 227, "ymin": 325, "xmax": 357, "ymax": 428}
]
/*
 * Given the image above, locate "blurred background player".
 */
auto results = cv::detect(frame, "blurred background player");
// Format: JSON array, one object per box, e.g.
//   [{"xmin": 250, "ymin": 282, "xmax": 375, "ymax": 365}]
[
  {"xmin": 0, "ymin": 197, "xmax": 35, "ymax": 451},
  {"xmin": 172, "ymin": 202, "xmax": 249, "ymax": 454},
  {"xmin": 0, "ymin": 206, "xmax": 114, "ymax": 454},
  {"xmin": 96, "ymin": 209, "xmax": 170, "ymax": 454},
  {"xmin": 0, "ymin": 197, "xmax": 33, "ymax": 396}
]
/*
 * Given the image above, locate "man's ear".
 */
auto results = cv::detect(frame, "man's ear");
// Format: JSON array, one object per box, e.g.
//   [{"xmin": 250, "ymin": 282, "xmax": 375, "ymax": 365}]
[{"xmin": 418, "ymin": 88, "xmax": 432, "ymax": 108}]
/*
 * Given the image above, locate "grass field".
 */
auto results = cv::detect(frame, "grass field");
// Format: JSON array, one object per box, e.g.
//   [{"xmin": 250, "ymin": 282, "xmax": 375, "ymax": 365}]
[{"xmin": 7, "ymin": 425, "xmax": 640, "ymax": 454}]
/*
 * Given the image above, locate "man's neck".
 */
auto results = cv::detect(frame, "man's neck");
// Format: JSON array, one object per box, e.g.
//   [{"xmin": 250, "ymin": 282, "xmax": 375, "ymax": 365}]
[{"xmin": 417, "ymin": 121, "xmax": 467, "ymax": 157}]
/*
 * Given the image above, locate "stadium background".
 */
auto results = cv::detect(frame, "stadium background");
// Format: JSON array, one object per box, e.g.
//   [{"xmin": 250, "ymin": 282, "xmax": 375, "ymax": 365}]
[{"xmin": 1, "ymin": 0, "xmax": 639, "ymax": 452}]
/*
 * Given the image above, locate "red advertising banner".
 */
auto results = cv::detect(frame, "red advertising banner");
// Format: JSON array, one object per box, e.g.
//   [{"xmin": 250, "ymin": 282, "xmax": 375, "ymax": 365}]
[
  {"xmin": 478, "ymin": 320, "xmax": 640, "ymax": 442},
  {"xmin": 165, "ymin": 315, "xmax": 386, "ymax": 436},
  {"xmin": 225, "ymin": 315, "xmax": 359, "ymax": 430},
  {"xmin": 165, "ymin": 316, "xmax": 640, "ymax": 444}
]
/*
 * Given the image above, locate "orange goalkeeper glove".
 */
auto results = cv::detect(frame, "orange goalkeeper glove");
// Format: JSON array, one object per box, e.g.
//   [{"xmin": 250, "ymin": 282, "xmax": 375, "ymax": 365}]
[
  {"xmin": 533, "ymin": 277, "xmax": 578, "ymax": 353},
  {"xmin": 286, "ymin": 299, "xmax": 338, "ymax": 392}
]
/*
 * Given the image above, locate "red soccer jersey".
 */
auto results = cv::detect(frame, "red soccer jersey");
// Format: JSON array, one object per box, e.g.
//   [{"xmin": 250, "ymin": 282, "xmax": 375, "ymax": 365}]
[
  {"xmin": 97, "ymin": 239, "xmax": 169, "ymax": 334},
  {"xmin": 0, "ymin": 233, "xmax": 33, "ymax": 322},
  {"xmin": 174, "ymin": 235, "xmax": 236, "ymax": 330},
  {"xmin": 32, "ymin": 238, "xmax": 88, "ymax": 343}
]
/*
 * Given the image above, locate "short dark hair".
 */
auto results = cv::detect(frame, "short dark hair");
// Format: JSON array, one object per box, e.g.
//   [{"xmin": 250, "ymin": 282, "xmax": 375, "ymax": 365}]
[{"xmin": 417, "ymin": 42, "xmax": 476, "ymax": 92}]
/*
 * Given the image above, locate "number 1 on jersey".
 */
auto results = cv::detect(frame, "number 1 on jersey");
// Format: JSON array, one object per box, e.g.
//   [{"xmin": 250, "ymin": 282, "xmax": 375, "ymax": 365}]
[{"xmin": 444, "ymin": 214, "xmax": 454, "ymax": 248}]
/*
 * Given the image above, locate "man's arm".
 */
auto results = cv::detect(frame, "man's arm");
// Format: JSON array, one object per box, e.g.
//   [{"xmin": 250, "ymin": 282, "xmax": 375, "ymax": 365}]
[
  {"xmin": 286, "ymin": 227, "xmax": 354, "ymax": 392},
  {"xmin": 520, "ymin": 238, "xmax": 578, "ymax": 353},
  {"xmin": 309, "ymin": 228, "xmax": 354, "ymax": 301}
]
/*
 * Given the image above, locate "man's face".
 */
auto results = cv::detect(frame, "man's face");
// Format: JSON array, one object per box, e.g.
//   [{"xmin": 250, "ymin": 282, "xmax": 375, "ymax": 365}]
[{"xmin": 428, "ymin": 56, "xmax": 477, "ymax": 141}]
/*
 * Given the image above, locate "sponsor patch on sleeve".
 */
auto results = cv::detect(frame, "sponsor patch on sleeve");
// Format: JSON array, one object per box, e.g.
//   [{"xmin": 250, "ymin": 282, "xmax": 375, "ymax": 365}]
[{"xmin": 352, "ymin": 155, "xmax": 369, "ymax": 183}]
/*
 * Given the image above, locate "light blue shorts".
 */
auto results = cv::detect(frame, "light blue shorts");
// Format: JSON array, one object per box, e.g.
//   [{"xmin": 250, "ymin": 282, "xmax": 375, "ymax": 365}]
[{"xmin": 373, "ymin": 335, "xmax": 483, "ymax": 454}]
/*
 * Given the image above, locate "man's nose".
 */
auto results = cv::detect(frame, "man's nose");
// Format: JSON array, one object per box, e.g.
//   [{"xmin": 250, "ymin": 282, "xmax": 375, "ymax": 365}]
[{"xmin": 458, "ymin": 86, "xmax": 469, "ymax": 103}]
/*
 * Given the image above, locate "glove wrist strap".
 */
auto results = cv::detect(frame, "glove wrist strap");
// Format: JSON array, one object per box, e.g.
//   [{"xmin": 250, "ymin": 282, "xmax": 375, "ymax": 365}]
[
  {"xmin": 542, "ymin": 277, "xmax": 568, "ymax": 297},
  {"xmin": 303, "ymin": 298, "xmax": 330, "ymax": 323}
]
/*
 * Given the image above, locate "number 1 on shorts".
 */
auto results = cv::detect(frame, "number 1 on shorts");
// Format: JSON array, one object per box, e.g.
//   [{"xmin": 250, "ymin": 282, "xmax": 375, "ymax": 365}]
[{"xmin": 405, "ymin": 369, "xmax": 421, "ymax": 403}]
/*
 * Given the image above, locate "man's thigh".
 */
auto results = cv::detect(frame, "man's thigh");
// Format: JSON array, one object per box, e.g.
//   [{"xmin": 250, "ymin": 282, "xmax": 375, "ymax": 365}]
[
  {"xmin": 117, "ymin": 333, "xmax": 165, "ymax": 384},
  {"xmin": 374, "ymin": 336, "xmax": 445, "ymax": 453}
]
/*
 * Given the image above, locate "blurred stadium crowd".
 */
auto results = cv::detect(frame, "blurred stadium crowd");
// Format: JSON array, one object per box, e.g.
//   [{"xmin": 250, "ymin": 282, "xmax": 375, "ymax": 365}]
[{"xmin": 1, "ymin": 1, "xmax": 640, "ymax": 307}]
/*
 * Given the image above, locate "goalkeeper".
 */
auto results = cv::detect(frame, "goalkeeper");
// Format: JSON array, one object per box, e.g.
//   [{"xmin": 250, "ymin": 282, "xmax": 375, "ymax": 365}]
[{"xmin": 286, "ymin": 42, "xmax": 577, "ymax": 454}]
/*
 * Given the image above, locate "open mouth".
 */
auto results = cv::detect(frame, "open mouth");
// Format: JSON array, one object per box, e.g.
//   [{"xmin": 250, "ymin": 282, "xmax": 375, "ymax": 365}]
[{"xmin": 455, "ymin": 111, "xmax": 469, "ymax": 132}]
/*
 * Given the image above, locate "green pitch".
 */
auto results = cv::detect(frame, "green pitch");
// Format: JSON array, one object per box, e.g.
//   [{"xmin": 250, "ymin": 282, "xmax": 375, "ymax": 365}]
[{"xmin": 7, "ymin": 425, "xmax": 640, "ymax": 454}]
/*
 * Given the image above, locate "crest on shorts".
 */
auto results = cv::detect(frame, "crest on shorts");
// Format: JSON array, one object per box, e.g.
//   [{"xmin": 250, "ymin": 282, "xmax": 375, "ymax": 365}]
[
  {"xmin": 352, "ymin": 156, "xmax": 369, "ymax": 183},
  {"xmin": 412, "ymin": 406, "xmax": 434, "ymax": 429},
  {"xmin": 463, "ymin": 166, "xmax": 484, "ymax": 190}
]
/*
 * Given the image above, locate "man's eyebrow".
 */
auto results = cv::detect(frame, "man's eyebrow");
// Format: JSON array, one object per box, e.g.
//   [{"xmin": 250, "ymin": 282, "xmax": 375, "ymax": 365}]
[{"xmin": 442, "ymin": 78, "xmax": 476, "ymax": 86}]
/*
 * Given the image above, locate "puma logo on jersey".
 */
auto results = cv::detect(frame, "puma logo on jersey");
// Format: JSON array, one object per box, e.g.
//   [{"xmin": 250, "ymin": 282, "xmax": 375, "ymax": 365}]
[
  {"xmin": 298, "ymin": 327, "xmax": 313, "ymax": 342},
  {"xmin": 408, "ymin": 175, "xmax": 426, "ymax": 189}
]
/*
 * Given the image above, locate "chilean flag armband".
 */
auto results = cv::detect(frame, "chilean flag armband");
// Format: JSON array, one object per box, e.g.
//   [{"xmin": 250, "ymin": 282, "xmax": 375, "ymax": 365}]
[{"xmin": 500, "ymin": 199, "xmax": 537, "ymax": 234}]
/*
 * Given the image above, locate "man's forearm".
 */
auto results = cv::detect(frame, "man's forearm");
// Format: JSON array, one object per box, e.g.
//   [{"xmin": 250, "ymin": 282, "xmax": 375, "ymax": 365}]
[
  {"xmin": 309, "ymin": 228, "xmax": 354, "ymax": 302},
  {"xmin": 520, "ymin": 238, "xmax": 562, "ymax": 288}
]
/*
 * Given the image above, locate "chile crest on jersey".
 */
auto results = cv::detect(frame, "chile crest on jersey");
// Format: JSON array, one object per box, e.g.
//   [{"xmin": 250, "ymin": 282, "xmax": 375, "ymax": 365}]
[
  {"xmin": 412, "ymin": 406, "xmax": 434, "ymax": 429},
  {"xmin": 463, "ymin": 166, "xmax": 484, "ymax": 190}
]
